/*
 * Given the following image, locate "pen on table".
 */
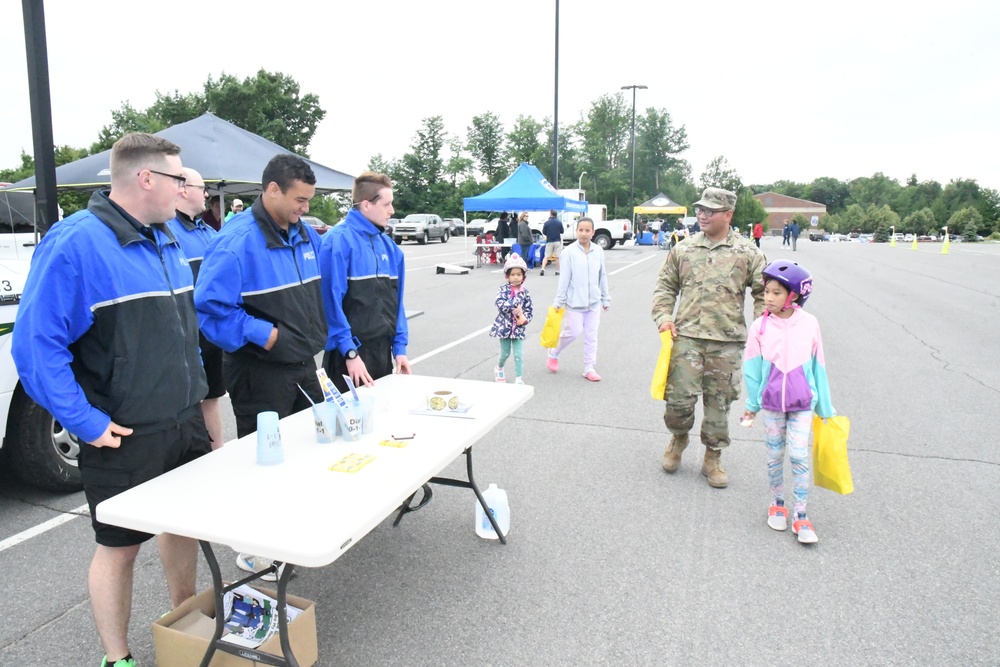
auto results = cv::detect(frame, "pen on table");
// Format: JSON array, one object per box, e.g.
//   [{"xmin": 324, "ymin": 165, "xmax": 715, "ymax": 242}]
[{"xmin": 391, "ymin": 433, "xmax": 416, "ymax": 440}]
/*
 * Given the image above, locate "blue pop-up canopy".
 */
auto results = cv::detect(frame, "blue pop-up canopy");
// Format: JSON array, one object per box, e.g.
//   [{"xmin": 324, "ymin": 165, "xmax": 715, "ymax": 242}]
[{"xmin": 463, "ymin": 163, "xmax": 587, "ymax": 212}]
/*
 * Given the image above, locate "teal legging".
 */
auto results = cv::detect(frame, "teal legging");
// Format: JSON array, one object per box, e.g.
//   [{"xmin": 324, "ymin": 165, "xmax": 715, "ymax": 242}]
[{"xmin": 498, "ymin": 339, "xmax": 524, "ymax": 378}]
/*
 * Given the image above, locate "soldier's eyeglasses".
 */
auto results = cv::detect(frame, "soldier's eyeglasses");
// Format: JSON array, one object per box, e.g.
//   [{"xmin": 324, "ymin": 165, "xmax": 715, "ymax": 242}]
[{"xmin": 694, "ymin": 207, "xmax": 723, "ymax": 218}]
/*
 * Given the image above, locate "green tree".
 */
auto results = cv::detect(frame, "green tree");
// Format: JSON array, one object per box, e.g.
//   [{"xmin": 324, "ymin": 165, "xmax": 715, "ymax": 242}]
[
  {"xmin": 732, "ymin": 188, "xmax": 767, "ymax": 230},
  {"xmin": 902, "ymin": 208, "xmax": 936, "ymax": 236},
  {"xmin": 803, "ymin": 177, "xmax": 851, "ymax": 214},
  {"xmin": 948, "ymin": 207, "xmax": 983, "ymax": 241},
  {"xmin": 466, "ymin": 112, "xmax": 506, "ymax": 183},
  {"xmin": 893, "ymin": 175, "xmax": 942, "ymax": 220},
  {"xmin": 841, "ymin": 203, "xmax": 865, "ymax": 233},
  {"xmin": 635, "ymin": 107, "xmax": 689, "ymax": 195},
  {"xmin": 394, "ymin": 116, "xmax": 450, "ymax": 215},
  {"xmin": 821, "ymin": 212, "xmax": 842, "ymax": 233},
  {"xmin": 847, "ymin": 172, "xmax": 901, "ymax": 208},
  {"xmin": 505, "ymin": 115, "xmax": 547, "ymax": 170},
  {"xmin": 700, "ymin": 155, "xmax": 742, "ymax": 193},
  {"xmin": 537, "ymin": 120, "xmax": 581, "ymax": 190},
  {"xmin": 0, "ymin": 151, "xmax": 35, "ymax": 183},
  {"xmin": 863, "ymin": 204, "xmax": 900, "ymax": 240}
]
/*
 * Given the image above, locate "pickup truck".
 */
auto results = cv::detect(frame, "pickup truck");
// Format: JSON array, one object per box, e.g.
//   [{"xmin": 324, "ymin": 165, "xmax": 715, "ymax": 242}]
[{"xmin": 392, "ymin": 214, "xmax": 449, "ymax": 245}]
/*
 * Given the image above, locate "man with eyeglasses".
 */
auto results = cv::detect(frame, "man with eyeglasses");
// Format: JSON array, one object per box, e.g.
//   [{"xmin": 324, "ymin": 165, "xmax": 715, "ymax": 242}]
[
  {"xmin": 195, "ymin": 154, "xmax": 327, "ymax": 581},
  {"xmin": 651, "ymin": 187, "xmax": 766, "ymax": 489},
  {"xmin": 167, "ymin": 168, "xmax": 226, "ymax": 450},
  {"xmin": 12, "ymin": 133, "xmax": 211, "ymax": 667}
]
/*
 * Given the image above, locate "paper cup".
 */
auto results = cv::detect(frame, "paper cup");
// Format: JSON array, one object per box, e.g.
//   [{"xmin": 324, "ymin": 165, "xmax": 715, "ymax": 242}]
[
  {"xmin": 337, "ymin": 403, "xmax": 363, "ymax": 441},
  {"xmin": 312, "ymin": 402, "xmax": 338, "ymax": 443}
]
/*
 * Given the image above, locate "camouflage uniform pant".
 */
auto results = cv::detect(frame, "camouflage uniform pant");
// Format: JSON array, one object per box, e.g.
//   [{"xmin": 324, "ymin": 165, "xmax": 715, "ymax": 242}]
[{"xmin": 663, "ymin": 336, "xmax": 743, "ymax": 449}]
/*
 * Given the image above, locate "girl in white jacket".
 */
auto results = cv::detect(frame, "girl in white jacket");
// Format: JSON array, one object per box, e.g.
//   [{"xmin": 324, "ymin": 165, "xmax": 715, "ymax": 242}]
[{"xmin": 547, "ymin": 218, "xmax": 611, "ymax": 381}]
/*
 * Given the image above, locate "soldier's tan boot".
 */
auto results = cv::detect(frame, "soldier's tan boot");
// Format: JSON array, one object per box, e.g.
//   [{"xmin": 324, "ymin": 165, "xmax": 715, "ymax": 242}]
[
  {"xmin": 701, "ymin": 447, "xmax": 729, "ymax": 488},
  {"xmin": 661, "ymin": 435, "xmax": 689, "ymax": 473}
]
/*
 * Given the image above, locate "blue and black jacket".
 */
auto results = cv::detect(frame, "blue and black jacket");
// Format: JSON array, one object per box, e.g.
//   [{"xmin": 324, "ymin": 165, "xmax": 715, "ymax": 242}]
[
  {"xmin": 166, "ymin": 210, "xmax": 217, "ymax": 282},
  {"xmin": 194, "ymin": 198, "xmax": 326, "ymax": 363},
  {"xmin": 11, "ymin": 191, "xmax": 208, "ymax": 443},
  {"xmin": 320, "ymin": 208, "xmax": 407, "ymax": 356}
]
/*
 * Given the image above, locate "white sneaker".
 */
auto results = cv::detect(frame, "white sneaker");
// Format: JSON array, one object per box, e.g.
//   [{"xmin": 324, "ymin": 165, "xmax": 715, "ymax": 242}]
[
  {"xmin": 514, "ymin": 377, "xmax": 525, "ymax": 385},
  {"xmin": 767, "ymin": 502, "xmax": 788, "ymax": 531},
  {"xmin": 235, "ymin": 553, "xmax": 283, "ymax": 582},
  {"xmin": 792, "ymin": 513, "xmax": 819, "ymax": 544},
  {"xmin": 493, "ymin": 366, "xmax": 506, "ymax": 383}
]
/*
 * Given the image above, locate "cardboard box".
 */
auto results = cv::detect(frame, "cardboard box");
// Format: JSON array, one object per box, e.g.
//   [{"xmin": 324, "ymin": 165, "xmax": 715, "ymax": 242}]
[{"xmin": 153, "ymin": 585, "xmax": 318, "ymax": 667}]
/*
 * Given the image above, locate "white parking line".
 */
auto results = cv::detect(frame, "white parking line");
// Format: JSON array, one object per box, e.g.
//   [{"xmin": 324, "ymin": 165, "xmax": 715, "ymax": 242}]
[{"xmin": 0, "ymin": 503, "xmax": 89, "ymax": 554}]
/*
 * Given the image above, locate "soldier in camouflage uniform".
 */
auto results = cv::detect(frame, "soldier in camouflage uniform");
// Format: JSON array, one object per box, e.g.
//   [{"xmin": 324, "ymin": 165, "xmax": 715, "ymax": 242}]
[{"xmin": 651, "ymin": 187, "xmax": 766, "ymax": 487}]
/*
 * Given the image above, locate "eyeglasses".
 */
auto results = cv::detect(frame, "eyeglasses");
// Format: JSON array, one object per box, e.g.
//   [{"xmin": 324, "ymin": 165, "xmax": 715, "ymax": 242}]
[
  {"xmin": 144, "ymin": 169, "xmax": 187, "ymax": 189},
  {"xmin": 694, "ymin": 206, "xmax": 724, "ymax": 218},
  {"xmin": 184, "ymin": 184, "xmax": 208, "ymax": 194}
]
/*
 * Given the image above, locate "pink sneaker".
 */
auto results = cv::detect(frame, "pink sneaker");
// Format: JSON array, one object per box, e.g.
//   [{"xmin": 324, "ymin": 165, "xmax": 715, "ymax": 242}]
[
  {"xmin": 547, "ymin": 356, "xmax": 559, "ymax": 372},
  {"xmin": 583, "ymin": 370, "xmax": 602, "ymax": 382}
]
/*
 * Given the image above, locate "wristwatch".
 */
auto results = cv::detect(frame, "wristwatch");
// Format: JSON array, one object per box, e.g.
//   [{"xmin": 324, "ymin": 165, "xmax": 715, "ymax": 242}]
[{"xmin": 345, "ymin": 349, "xmax": 359, "ymax": 360}]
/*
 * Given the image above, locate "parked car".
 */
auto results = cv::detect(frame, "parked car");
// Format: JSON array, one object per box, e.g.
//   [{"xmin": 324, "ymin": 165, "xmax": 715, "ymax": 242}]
[
  {"xmin": 904, "ymin": 234, "xmax": 915, "ymax": 242},
  {"xmin": 302, "ymin": 215, "xmax": 330, "ymax": 235},
  {"xmin": 464, "ymin": 218, "xmax": 486, "ymax": 236},
  {"xmin": 387, "ymin": 218, "xmax": 400, "ymax": 235},
  {"xmin": 443, "ymin": 218, "xmax": 465, "ymax": 236},
  {"xmin": 393, "ymin": 213, "xmax": 449, "ymax": 244}
]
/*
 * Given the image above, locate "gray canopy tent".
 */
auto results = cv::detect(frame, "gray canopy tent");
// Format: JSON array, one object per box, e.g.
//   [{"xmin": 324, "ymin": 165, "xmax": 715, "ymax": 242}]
[{"xmin": 4, "ymin": 112, "xmax": 354, "ymax": 196}]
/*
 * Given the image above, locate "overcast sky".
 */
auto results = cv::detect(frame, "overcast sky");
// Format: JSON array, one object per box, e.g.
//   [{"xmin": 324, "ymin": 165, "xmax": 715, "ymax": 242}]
[{"xmin": 2, "ymin": 0, "xmax": 998, "ymax": 192}]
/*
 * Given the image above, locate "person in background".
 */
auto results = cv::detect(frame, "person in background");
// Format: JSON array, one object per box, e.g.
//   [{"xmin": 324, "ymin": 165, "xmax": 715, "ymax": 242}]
[
  {"xmin": 12, "ymin": 133, "xmax": 210, "ymax": 667},
  {"xmin": 195, "ymin": 154, "xmax": 327, "ymax": 582},
  {"xmin": 494, "ymin": 211, "xmax": 511, "ymax": 262},
  {"xmin": 539, "ymin": 209, "xmax": 563, "ymax": 276},
  {"xmin": 225, "ymin": 197, "xmax": 244, "ymax": 222},
  {"xmin": 753, "ymin": 221, "xmax": 764, "ymax": 248},
  {"xmin": 166, "ymin": 167, "xmax": 225, "ymax": 448},
  {"xmin": 789, "ymin": 219, "xmax": 801, "ymax": 251},
  {"xmin": 782, "ymin": 219, "xmax": 791, "ymax": 247},
  {"xmin": 320, "ymin": 171, "xmax": 410, "ymax": 392},
  {"xmin": 490, "ymin": 253, "xmax": 533, "ymax": 384},
  {"xmin": 516, "ymin": 211, "xmax": 533, "ymax": 255},
  {"xmin": 201, "ymin": 195, "xmax": 223, "ymax": 232},
  {"xmin": 742, "ymin": 260, "xmax": 834, "ymax": 544},
  {"xmin": 652, "ymin": 187, "xmax": 766, "ymax": 488},
  {"xmin": 547, "ymin": 217, "xmax": 611, "ymax": 382}
]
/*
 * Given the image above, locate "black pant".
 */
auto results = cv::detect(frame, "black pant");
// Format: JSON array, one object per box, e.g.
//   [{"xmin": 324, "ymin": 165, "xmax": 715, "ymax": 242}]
[
  {"xmin": 223, "ymin": 354, "xmax": 324, "ymax": 438},
  {"xmin": 754, "ymin": 238, "xmax": 761, "ymax": 248},
  {"xmin": 324, "ymin": 337, "xmax": 394, "ymax": 393}
]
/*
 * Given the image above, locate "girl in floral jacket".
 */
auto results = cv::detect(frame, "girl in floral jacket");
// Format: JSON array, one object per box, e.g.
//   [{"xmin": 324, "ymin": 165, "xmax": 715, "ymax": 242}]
[{"xmin": 489, "ymin": 253, "xmax": 534, "ymax": 384}]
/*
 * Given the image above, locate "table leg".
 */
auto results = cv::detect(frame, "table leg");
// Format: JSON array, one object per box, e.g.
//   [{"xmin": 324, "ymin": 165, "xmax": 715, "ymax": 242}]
[
  {"xmin": 197, "ymin": 540, "xmax": 300, "ymax": 667},
  {"xmin": 393, "ymin": 446, "xmax": 508, "ymax": 544}
]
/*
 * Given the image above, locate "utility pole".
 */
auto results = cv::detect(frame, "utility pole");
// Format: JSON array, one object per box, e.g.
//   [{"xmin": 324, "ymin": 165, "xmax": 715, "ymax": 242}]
[
  {"xmin": 22, "ymin": 0, "xmax": 60, "ymax": 228},
  {"xmin": 552, "ymin": 0, "xmax": 560, "ymax": 188},
  {"xmin": 620, "ymin": 84, "xmax": 647, "ymax": 234}
]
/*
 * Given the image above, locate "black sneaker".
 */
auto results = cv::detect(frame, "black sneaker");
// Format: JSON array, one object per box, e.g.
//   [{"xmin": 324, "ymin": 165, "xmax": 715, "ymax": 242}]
[{"xmin": 539, "ymin": 269, "xmax": 545, "ymax": 276}]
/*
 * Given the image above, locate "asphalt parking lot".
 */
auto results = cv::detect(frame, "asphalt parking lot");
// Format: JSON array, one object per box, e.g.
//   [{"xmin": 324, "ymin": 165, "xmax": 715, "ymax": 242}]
[{"xmin": 2, "ymin": 235, "xmax": 998, "ymax": 666}]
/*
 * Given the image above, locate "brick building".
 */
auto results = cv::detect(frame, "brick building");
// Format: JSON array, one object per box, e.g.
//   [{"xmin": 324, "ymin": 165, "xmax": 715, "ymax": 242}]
[{"xmin": 754, "ymin": 192, "xmax": 827, "ymax": 232}]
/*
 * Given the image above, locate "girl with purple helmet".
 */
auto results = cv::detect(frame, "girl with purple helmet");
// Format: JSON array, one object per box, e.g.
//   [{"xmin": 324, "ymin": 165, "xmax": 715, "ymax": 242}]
[{"xmin": 741, "ymin": 260, "xmax": 836, "ymax": 544}]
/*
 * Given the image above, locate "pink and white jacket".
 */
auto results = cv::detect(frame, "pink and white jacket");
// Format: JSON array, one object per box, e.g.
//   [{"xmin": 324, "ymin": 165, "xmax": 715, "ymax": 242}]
[{"xmin": 742, "ymin": 309, "xmax": 836, "ymax": 417}]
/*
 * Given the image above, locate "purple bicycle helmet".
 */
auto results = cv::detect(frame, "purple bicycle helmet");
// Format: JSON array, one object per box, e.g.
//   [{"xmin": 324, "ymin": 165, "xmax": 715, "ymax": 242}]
[{"xmin": 762, "ymin": 260, "xmax": 813, "ymax": 306}]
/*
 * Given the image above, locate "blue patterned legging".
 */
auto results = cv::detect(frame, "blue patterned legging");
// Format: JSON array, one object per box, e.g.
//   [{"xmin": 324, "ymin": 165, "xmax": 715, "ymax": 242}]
[
  {"xmin": 498, "ymin": 339, "xmax": 524, "ymax": 378},
  {"xmin": 762, "ymin": 410, "xmax": 813, "ymax": 515}
]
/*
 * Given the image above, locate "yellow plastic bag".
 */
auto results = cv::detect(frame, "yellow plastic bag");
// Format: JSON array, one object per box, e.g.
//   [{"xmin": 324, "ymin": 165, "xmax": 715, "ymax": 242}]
[
  {"xmin": 812, "ymin": 415, "xmax": 854, "ymax": 495},
  {"xmin": 649, "ymin": 331, "xmax": 674, "ymax": 400},
  {"xmin": 540, "ymin": 307, "xmax": 564, "ymax": 348}
]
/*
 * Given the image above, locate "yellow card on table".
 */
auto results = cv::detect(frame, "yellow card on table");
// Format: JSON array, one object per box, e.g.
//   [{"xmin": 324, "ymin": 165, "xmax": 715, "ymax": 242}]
[
  {"xmin": 328, "ymin": 453, "xmax": 375, "ymax": 473},
  {"xmin": 379, "ymin": 439, "xmax": 408, "ymax": 448}
]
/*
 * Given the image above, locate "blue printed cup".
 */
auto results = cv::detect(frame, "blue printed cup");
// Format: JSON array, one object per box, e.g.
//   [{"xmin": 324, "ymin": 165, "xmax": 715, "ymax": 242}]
[
  {"xmin": 312, "ymin": 402, "xmax": 338, "ymax": 443},
  {"xmin": 337, "ymin": 403, "xmax": 363, "ymax": 441},
  {"xmin": 256, "ymin": 411, "xmax": 283, "ymax": 465}
]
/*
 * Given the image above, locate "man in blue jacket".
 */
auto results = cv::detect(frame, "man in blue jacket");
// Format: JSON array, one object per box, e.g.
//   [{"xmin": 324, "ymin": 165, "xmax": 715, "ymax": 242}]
[
  {"xmin": 12, "ymin": 133, "xmax": 211, "ymax": 667},
  {"xmin": 195, "ymin": 155, "xmax": 327, "ymax": 440},
  {"xmin": 320, "ymin": 171, "xmax": 410, "ymax": 392},
  {"xmin": 167, "ymin": 167, "xmax": 225, "ymax": 449}
]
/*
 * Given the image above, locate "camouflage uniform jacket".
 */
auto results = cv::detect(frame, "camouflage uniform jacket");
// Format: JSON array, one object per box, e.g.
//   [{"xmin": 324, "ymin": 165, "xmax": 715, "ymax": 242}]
[{"xmin": 651, "ymin": 227, "xmax": 766, "ymax": 342}]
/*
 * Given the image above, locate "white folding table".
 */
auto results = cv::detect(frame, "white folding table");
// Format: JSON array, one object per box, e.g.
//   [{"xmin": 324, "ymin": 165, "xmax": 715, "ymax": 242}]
[{"xmin": 97, "ymin": 374, "xmax": 532, "ymax": 667}]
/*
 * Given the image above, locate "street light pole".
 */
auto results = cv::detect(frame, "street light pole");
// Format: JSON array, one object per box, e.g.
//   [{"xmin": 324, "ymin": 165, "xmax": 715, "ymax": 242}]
[
  {"xmin": 621, "ymin": 84, "xmax": 647, "ymax": 234},
  {"xmin": 578, "ymin": 171, "xmax": 587, "ymax": 191},
  {"xmin": 553, "ymin": 0, "xmax": 560, "ymax": 188}
]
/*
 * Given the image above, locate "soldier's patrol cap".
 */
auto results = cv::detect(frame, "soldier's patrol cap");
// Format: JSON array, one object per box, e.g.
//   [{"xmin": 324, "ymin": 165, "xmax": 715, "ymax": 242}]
[{"xmin": 693, "ymin": 187, "xmax": 737, "ymax": 211}]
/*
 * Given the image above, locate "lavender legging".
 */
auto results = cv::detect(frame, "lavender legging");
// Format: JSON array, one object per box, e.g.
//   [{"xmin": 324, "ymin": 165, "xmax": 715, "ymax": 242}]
[
  {"xmin": 761, "ymin": 409, "xmax": 812, "ymax": 515},
  {"xmin": 554, "ymin": 307, "xmax": 601, "ymax": 372}
]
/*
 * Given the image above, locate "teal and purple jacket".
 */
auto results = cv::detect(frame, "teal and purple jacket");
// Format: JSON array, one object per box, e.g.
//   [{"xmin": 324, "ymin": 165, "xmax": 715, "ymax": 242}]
[{"xmin": 743, "ymin": 309, "xmax": 835, "ymax": 417}]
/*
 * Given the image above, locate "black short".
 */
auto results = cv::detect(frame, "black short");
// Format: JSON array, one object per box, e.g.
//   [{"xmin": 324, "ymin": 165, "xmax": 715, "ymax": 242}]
[
  {"xmin": 201, "ymin": 334, "xmax": 226, "ymax": 399},
  {"xmin": 80, "ymin": 409, "xmax": 212, "ymax": 547}
]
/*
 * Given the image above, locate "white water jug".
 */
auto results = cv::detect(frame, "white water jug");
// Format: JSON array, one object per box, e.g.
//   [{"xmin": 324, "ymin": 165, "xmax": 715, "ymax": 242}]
[{"xmin": 475, "ymin": 483, "xmax": 510, "ymax": 539}]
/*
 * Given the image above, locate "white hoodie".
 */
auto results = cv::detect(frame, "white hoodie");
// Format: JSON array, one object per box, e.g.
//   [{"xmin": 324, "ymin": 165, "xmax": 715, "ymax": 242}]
[{"xmin": 553, "ymin": 241, "xmax": 611, "ymax": 311}]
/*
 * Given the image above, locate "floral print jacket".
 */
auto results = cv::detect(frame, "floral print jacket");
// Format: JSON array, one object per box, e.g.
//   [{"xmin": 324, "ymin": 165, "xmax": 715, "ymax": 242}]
[{"xmin": 489, "ymin": 284, "xmax": 533, "ymax": 339}]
